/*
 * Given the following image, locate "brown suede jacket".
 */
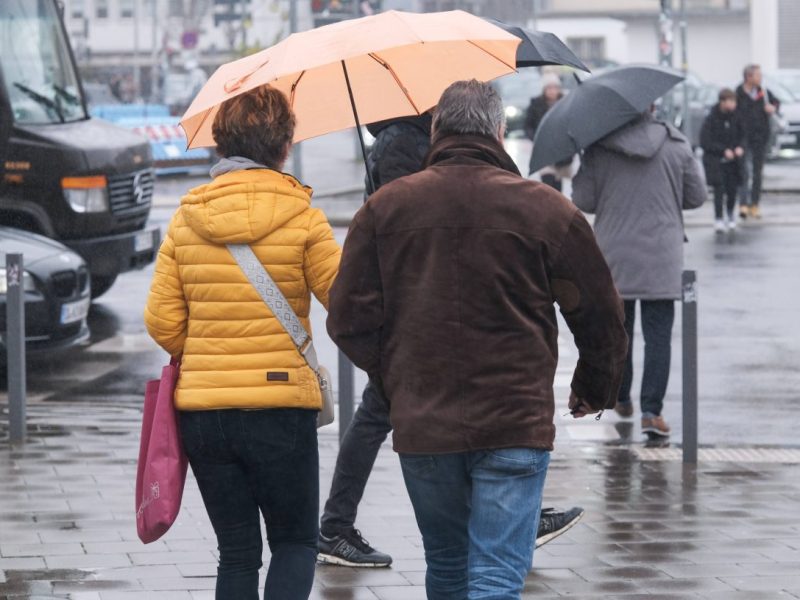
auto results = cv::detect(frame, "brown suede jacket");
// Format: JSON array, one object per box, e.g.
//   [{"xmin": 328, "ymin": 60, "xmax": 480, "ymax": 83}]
[{"xmin": 327, "ymin": 134, "xmax": 628, "ymax": 454}]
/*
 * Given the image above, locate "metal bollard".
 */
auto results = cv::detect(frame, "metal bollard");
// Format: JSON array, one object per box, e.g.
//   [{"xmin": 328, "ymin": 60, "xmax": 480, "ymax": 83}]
[
  {"xmin": 337, "ymin": 350, "xmax": 355, "ymax": 444},
  {"xmin": 5, "ymin": 253, "xmax": 26, "ymax": 445},
  {"xmin": 682, "ymin": 270, "xmax": 698, "ymax": 464}
]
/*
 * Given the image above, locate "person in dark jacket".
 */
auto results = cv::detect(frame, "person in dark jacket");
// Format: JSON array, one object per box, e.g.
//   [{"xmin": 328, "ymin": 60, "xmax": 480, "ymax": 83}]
[
  {"xmin": 572, "ymin": 112, "xmax": 706, "ymax": 438},
  {"xmin": 320, "ymin": 111, "xmax": 586, "ymax": 569},
  {"xmin": 701, "ymin": 88, "xmax": 745, "ymax": 232},
  {"xmin": 318, "ymin": 113, "xmax": 432, "ymax": 568},
  {"xmin": 735, "ymin": 64, "xmax": 780, "ymax": 219},
  {"xmin": 328, "ymin": 80, "xmax": 628, "ymax": 599},
  {"xmin": 525, "ymin": 72, "xmax": 571, "ymax": 189}
]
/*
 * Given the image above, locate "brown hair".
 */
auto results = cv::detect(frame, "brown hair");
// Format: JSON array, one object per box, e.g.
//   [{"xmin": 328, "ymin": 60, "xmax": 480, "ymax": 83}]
[
  {"xmin": 718, "ymin": 88, "xmax": 736, "ymax": 102},
  {"xmin": 212, "ymin": 85, "xmax": 295, "ymax": 168}
]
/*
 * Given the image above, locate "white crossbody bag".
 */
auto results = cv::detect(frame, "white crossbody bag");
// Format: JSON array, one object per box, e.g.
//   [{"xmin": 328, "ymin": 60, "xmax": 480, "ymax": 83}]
[{"xmin": 227, "ymin": 244, "xmax": 335, "ymax": 428}]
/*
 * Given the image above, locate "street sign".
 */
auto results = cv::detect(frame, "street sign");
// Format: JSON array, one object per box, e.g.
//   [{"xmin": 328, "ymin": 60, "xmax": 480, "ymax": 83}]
[{"xmin": 181, "ymin": 31, "xmax": 198, "ymax": 50}]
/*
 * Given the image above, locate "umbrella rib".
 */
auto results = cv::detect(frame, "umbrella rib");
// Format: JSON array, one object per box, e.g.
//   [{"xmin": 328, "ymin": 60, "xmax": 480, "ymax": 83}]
[
  {"xmin": 289, "ymin": 70, "xmax": 307, "ymax": 108},
  {"xmin": 466, "ymin": 39, "xmax": 517, "ymax": 72},
  {"xmin": 367, "ymin": 53, "xmax": 421, "ymax": 115},
  {"xmin": 185, "ymin": 108, "xmax": 213, "ymax": 150}
]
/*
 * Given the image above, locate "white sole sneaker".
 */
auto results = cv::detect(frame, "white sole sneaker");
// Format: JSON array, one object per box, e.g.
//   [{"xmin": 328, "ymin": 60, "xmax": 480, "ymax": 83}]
[
  {"xmin": 535, "ymin": 510, "xmax": 585, "ymax": 548},
  {"xmin": 317, "ymin": 552, "xmax": 390, "ymax": 568}
]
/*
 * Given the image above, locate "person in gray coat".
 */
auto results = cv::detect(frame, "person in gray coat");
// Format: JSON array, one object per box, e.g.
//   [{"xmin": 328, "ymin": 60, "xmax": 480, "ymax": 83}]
[{"xmin": 572, "ymin": 111, "xmax": 706, "ymax": 437}]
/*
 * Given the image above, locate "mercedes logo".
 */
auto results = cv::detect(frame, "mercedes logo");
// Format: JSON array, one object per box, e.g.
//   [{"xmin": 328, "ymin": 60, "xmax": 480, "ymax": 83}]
[{"xmin": 132, "ymin": 172, "xmax": 145, "ymax": 204}]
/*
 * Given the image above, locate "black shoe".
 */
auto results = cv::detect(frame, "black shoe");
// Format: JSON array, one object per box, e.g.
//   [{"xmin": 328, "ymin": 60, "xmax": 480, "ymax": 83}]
[
  {"xmin": 318, "ymin": 529, "xmax": 393, "ymax": 568},
  {"xmin": 536, "ymin": 507, "xmax": 585, "ymax": 548}
]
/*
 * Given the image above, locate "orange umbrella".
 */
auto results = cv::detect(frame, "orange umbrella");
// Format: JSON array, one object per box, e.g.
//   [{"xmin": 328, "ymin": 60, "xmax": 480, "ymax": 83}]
[{"xmin": 181, "ymin": 10, "xmax": 520, "ymax": 189}]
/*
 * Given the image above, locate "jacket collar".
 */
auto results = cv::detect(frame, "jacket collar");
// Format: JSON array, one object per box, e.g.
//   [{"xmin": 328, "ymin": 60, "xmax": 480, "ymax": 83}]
[{"xmin": 425, "ymin": 134, "xmax": 521, "ymax": 176}]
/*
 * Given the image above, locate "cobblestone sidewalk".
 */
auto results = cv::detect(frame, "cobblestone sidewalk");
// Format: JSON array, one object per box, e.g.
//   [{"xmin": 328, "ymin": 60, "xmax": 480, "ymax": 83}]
[{"xmin": 2, "ymin": 399, "xmax": 800, "ymax": 600}]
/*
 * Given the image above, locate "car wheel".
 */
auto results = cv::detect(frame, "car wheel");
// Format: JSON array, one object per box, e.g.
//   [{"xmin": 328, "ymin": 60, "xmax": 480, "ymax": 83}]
[{"xmin": 90, "ymin": 274, "xmax": 118, "ymax": 299}]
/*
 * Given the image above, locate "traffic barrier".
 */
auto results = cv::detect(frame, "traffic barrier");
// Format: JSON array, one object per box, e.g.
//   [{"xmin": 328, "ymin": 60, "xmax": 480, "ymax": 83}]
[
  {"xmin": 682, "ymin": 270, "xmax": 698, "ymax": 464},
  {"xmin": 5, "ymin": 253, "xmax": 26, "ymax": 445}
]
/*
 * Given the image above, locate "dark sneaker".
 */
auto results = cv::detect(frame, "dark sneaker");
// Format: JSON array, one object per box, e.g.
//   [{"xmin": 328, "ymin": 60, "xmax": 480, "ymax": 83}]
[
  {"xmin": 318, "ymin": 529, "xmax": 393, "ymax": 568},
  {"xmin": 536, "ymin": 507, "xmax": 585, "ymax": 548},
  {"xmin": 641, "ymin": 415, "xmax": 671, "ymax": 437},
  {"xmin": 614, "ymin": 401, "xmax": 634, "ymax": 418}
]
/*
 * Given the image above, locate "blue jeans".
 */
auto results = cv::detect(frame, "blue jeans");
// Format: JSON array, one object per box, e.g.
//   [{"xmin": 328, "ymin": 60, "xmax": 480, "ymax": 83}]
[
  {"xmin": 400, "ymin": 448, "xmax": 550, "ymax": 600},
  {"xmin": 619, "ymin": 300, "xmax": 675, "ymax": 417},
  {"xmin": 179, "ymin": 409, "xmax": 319, "ymax": 600}
]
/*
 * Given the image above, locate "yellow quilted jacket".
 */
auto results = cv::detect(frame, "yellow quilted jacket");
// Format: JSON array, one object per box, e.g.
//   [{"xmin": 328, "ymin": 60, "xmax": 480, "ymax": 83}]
[{"xmin": 144, "ymin": 169, "xmax": 341, "ymax": 411}]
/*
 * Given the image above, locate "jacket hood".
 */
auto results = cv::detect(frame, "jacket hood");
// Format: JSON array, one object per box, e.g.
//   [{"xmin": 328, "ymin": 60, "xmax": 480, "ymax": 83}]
[
  {"xmin": 367, "ymin": 113, "xmax": 433, "ymax": 137},
  {"xmin": 598, "ymin": 114, "xmax": 683, "ymax": 160},
  {"xmin": 180, "ymin": 169, "xmax": 312, "ymax": 244}
]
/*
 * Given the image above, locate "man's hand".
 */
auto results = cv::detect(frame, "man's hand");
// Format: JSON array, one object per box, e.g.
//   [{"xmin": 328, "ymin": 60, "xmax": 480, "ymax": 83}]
[
  {"xmin": 568, "ymin": 390, "xmax": 598, "ymax": 419},
  {"xmin": 765, "ymin": 103, "xmax": 777, "ymax": 115},
  {"xmin": 734, "ymin": 146, "xmax": 745, "ymax": 158},
  {"xmin": 724, "ymin": 149, "xmax": 735, "ymax": 160}
]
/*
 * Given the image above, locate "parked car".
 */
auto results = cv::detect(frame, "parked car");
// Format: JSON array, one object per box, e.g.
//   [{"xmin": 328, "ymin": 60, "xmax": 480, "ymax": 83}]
[
  {"xmin": 764, "ymin": 76, "xmax": 800, "ymax": 157},
  {"xmin": 0, "ymin": 227, "xmax": 90, "ymax": 354},
  {"xmin": 493, "ymin": 70, "xmax": 542, "ymax": 136}
]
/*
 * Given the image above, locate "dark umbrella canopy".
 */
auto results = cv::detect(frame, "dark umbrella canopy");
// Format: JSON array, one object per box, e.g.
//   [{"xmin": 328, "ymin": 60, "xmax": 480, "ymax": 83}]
[
  {"xmin": 486, "ymin": 19, "xmax": 590, "ymax": 72},
  {"xmin": 529, "ymin": 64, "xmax": 685, "ymax": 172}
]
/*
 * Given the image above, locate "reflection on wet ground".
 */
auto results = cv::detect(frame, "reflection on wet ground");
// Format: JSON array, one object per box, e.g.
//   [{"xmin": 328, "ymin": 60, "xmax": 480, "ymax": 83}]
[{"xmin": 2, "ymin": 401, "xmax": 800, "ymax": 599}]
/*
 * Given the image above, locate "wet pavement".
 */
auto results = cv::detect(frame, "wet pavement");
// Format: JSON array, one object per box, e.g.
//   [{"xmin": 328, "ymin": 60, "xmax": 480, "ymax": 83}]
[{"xmin": 2, "ymin": 142, "xmax": 800, "ymax": 598}]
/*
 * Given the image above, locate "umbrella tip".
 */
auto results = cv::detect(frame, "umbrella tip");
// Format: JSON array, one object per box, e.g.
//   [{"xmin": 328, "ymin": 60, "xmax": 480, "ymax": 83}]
[{"xmin": 572, "ymin": 72, "xmax": 582, "ymax": 85}]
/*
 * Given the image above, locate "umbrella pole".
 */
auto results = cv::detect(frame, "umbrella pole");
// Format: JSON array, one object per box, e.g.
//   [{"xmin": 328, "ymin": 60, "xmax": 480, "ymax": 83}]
[{"xmin": 341, "ymin": 60, "xmax": 376, "ymax": 197}]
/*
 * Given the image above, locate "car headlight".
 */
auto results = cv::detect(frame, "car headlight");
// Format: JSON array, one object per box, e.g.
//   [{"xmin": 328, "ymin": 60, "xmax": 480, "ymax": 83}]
[
  {"xmin": 0, "ymin": 268, "xmax": 38, "ymax": 294},
  {"xmin": 505, "ymin": 106, "xmax": 521, "ymax": 119},
  {"xmin": 62, "ymin": 176, "xmax": 109, "ymax": 213}
]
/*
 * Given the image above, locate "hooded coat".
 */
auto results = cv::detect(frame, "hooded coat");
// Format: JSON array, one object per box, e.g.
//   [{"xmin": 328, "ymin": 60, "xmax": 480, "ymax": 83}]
[
  {"xmin": 365, "ymin": 114, "xmax": 432, "ymax": 194},
  {"xmin": 328, "ymin": 134, "xmax": 628, "ymax": 455},
  {"xmin": 144, "ymin": 168, "xmax": 341, "ymax": 411},
  {"xmin": 572, "ymin": 114, "xmax": 706, "ymax": 300}
]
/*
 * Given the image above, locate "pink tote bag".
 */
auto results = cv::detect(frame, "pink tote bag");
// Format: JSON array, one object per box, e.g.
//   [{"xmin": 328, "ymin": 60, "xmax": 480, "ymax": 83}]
[{"xmin": 136, "ymin": 358, "xmax": 188, "ymax": 544}]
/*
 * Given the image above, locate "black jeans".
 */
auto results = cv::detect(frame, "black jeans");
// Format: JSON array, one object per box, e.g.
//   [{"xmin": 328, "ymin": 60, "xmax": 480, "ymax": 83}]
[
  {"xmin": 740, "ymin": 143, "xmax": 767, "ymax": 207},
  {"xmin": 180, "ymin": 409, "xmax": 319, "ymax": 600},
  {"xmin": 618, "ymin": 300, "xmax": 675, "ymax": 417},
  {"xmin": 713, "ymin": 162, "xmax": 739, "ymax": 220},
  {"xmin": 320, "ymin": 380, "xmax": 392, "ymax": 537}
]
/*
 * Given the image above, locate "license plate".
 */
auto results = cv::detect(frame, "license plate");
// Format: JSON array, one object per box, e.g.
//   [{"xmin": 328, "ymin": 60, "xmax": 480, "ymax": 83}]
[
  {"xmin": 778, "ymin": 133, "xmax": 798, "ymax": 146},
  {"xmin": 135, "ymin": 231, "xmax": 154, "ymax": 252},
  {"xmin": 60, "ymin": 298, "xmax": 90, "ymax": 325}
]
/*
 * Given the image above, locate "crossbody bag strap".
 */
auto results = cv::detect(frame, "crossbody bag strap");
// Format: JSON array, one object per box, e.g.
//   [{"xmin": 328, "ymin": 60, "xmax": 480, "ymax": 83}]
[{"xmin": 226, "ymin": 243, "xmax": 321, "ymax": 372}]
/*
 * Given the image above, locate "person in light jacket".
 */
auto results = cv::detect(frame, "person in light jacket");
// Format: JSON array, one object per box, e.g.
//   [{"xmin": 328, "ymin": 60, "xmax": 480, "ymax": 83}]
[
  {"xmin": 572, "ymin": 111, "xmax": 706, "ymax": 437},
  {"xmin": 145, "ymin": 85, "xmax": 341, "ymax": 600}
]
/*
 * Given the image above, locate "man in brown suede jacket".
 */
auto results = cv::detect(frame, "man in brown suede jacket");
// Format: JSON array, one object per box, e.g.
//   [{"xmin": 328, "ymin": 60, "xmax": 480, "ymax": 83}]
[{"xmin": 327, "ymin": 80, "xmax": 628, "ymax": 600}]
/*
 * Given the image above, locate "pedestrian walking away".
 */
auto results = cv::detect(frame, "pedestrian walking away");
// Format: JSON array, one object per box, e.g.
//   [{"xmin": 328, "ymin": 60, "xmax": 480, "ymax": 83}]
[
  {"xmin": 319, "ymin": 111, "xmax": 586, "ymax": 570},
  {"xmin": 328, "ymin": 80, "xmax": 628, "ymax": 599},
  {"xmin": 525, "ymin": 72, "xmax": 572, "ymax": 190},
  {"xmin": 572, "ymin": 110, "xmax": 706, "ymax": 438},
  {"xmin": 736, "ymin": 64, "xmax": 780, "ymax": 220},
  {"xmin": 701, "ymin": 88, "xmax": 746, "ymax": 233},
  {"xmin": 145, "ymin": 85, "xmax": 341, "ymax": 600}
]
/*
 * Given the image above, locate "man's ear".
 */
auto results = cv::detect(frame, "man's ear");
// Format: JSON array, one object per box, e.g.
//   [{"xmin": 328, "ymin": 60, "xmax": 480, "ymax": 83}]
[{"xmin": 497, "ymin": 124, "xmax": 506, "ymax": 143}]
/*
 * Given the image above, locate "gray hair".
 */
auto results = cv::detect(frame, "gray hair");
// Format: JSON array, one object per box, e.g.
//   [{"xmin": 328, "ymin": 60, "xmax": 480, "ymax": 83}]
[
  {"xmin": 743, "ymin": 64, "xmax": 761, "ymax": 81},
  {"xmin": 432, "ymin": 80, "xmax": 505, "ymax": 144}
]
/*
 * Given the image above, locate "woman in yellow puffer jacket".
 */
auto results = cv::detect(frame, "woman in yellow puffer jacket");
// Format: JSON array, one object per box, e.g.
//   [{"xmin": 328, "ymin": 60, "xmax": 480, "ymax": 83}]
[{"xmin": 144, "ymin": 85, "xmax": 340, "ymax": 600}]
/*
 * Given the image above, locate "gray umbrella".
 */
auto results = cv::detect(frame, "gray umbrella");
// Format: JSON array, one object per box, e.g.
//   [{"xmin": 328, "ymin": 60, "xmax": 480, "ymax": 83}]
[{"xmin": 529, "ymin": 64, "xmax": 685, "ymax": 173}]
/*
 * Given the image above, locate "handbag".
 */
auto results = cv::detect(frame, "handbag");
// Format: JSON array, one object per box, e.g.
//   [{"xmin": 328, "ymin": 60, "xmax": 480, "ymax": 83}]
[
  {"xmin": 135, "ymin": 357, "xmax": 188, "ymax": 544},
  {"xmin": 227, "ymin": 243, "xmax": 335, "ymax": 428}
]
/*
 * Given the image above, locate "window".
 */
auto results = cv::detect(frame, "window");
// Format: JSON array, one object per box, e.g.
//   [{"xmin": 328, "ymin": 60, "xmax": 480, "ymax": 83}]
[
  {"xmin": 566, "ymin": 37, "xmax": 606, "ymax": 65},
  {"xmin": 70, "ymin": 0, "xmax": 86, "ymax": 19},
  {"xmin": 168, "ymin": 0, "xmax": 184, "ymax": 17},
  {"xmin": 95, "ymin": 0, "xmax": 109, "ymax": 18},
  {"xmin": 120, "ymin": 0, "xmax": 135, "ymax": 18}
]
